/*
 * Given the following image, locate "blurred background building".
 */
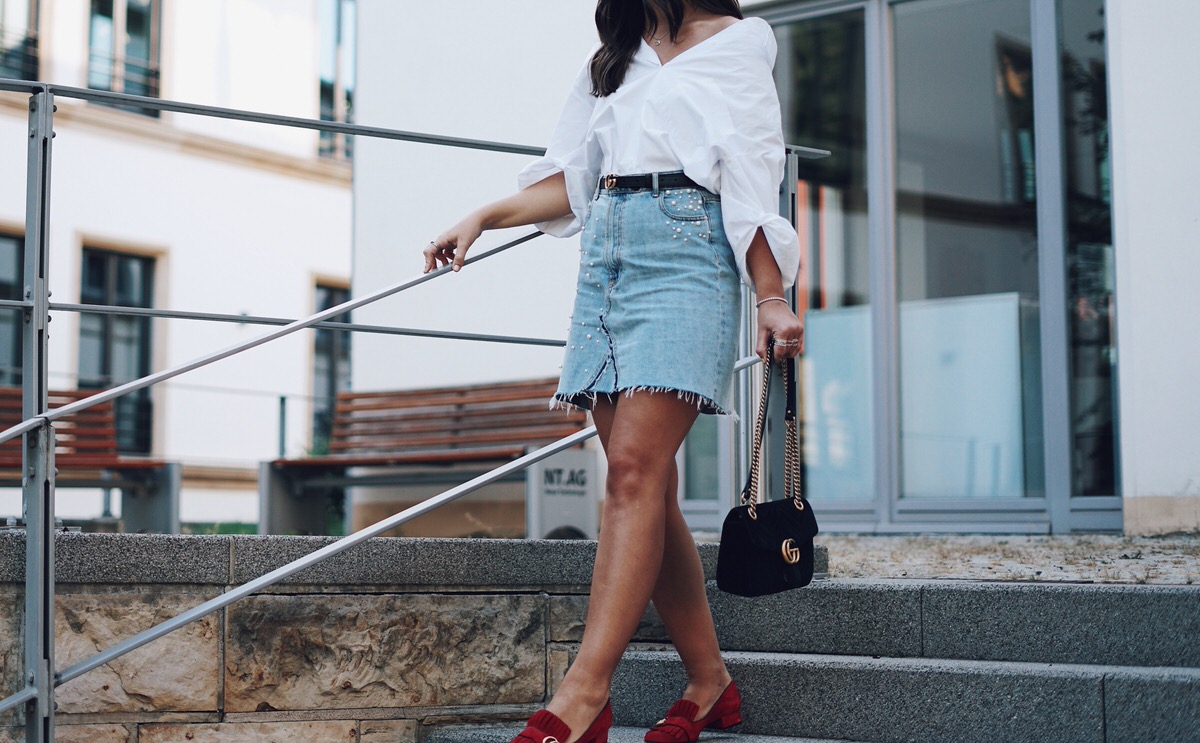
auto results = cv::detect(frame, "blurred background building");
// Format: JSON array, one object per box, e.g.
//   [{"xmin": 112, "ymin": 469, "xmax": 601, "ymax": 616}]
[
  {"xmin": 0, "ymin": 0, "xmax": 354, "ymax": 532},
  {"xmin": 1, "ymin": 0, "xmax": 1196, "ymax": 537}
]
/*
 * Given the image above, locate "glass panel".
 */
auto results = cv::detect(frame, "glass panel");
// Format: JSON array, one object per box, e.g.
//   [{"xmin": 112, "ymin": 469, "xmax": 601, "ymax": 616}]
[
  {"xmin": 0, "ymin": 0, "xmax": 38, "ymax": 79},
  {"xmin": 773, "ymin": 11, "xmax": 874, "ymax": 502},
  {"xmin": 0, "ymin": 235, "xmax": 21, "ymax": 385},
  {"xmin": 87, "ymin": 0, "xmax": 115, "ymax": 90},
  {"xmin": 1062, "ymin": 0, "xmax": 1114, "ymax": 496},
  {"xmin": 894, "ymin": 0, "xmax": 1044, "ymax": 499},
  {"xmin": 683, "ymin": 415, "xmax": 719, "ymax": 501},
  {"xmin": 78, "ymin": 249, "xmax": 154, "ymax": 453},
  {"xmin": 123, "ymin": 0, "xmax": 158, "ymax": 101},
  {"xmin": 312, "ymin": 285, "xmax": 350, "ymax": 452}
]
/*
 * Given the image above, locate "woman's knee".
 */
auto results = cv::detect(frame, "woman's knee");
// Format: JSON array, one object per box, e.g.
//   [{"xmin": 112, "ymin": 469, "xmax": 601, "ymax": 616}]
[{"xmin": 604, "ymin": 446, "xmax": 672, "ymax": 507}]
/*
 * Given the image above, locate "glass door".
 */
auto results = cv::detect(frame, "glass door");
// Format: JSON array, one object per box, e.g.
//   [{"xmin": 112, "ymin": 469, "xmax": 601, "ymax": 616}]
[{"xmin": 772, "ymin": 6, "xmax": 878, "ymax": 528}]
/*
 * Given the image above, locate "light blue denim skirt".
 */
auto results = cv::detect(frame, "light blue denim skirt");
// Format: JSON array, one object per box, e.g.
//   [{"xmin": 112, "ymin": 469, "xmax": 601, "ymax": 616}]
[{"xmin": 553, "ymin": 174, "xmax": 742, "ymax": 416}]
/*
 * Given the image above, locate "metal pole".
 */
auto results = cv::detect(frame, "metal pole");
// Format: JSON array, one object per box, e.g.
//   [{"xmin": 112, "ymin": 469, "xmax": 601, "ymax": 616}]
[
  {"xmin": 277, "ymin": 396, "xmax": 287, "ymax": 459},
  {"xmin": 1031, "ymin": 0, "xmax": 1072, "ymax": 531},
  {"xmin": 22, "ymin": 89, "xmax": 55, "ymax": 743}
]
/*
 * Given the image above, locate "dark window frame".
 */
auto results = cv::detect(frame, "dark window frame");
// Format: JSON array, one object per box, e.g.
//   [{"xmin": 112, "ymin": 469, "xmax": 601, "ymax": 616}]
[{"xmin": 77, "ymin": 246, "xmax": 156, "ymax": 454}]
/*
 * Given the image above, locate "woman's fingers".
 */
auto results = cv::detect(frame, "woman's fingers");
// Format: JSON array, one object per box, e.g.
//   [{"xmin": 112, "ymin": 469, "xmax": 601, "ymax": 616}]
[
  {"xmin": 757, "ymin": 304, "xmax": 805, "ymax": 361},
  {"xmin": 423, "ymin": 237, "xmax": 460, "ymax": 273}
]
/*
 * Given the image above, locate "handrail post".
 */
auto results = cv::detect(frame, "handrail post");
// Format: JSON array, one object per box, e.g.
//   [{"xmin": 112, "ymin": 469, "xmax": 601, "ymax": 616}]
[{"xmin": 22, "ymin": 86, "xmax": 55, "ymax": 743}]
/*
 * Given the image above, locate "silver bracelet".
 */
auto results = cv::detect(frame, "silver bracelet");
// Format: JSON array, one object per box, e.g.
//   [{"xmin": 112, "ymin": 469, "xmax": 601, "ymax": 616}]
[{"xmin": 755, "ymin": 296, "xmax": 788, "ymax": 308}]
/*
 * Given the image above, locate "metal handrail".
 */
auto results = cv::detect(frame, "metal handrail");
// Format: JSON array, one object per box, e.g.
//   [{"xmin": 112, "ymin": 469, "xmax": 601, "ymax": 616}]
[
  {"xmin": 46, "ymin": 303, "xmax": 566, "ymax": 347},
  {"xmin": 0, "ymin": 231, "xmax": 540, "ymax": 447},
  {"xmin": 0, "ymin": 78, "xmax": 548, "ymax": 156}
]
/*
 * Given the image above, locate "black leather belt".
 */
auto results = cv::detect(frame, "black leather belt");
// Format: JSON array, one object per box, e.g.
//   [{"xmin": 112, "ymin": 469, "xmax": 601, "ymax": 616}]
[{"xmin": 599, "ymin": 171, "xmax": 705, "ymax": 191}]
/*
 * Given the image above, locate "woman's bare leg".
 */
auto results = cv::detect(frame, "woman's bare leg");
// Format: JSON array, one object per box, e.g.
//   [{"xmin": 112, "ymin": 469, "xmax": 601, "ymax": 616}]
[
  {"xmin": 545, "ymin": 391, "xmax": 699, "ymax": 741},
  {"xmin": 650, "ymin": 496, "xmax": 732, "ymax": 717}
]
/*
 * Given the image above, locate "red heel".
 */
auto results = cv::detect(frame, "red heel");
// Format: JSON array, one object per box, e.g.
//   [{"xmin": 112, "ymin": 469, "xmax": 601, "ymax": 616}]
[
  {"xmin": 511, "ymin": 700, "xmax": 612, "ymax": 743},
  {"xmin": 711, "ymin": 711, "xmax": 742, "ymax": 730},
  {"xmin": 644, "ymin": 681, "xmax": 742, "ymax": 743}
]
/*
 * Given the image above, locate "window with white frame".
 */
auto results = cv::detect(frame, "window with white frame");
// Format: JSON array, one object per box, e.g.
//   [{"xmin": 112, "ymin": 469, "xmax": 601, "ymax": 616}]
[
  {"xmin": 0, "ymin": 0, "xmax": 38, "ymax": 79},
  {"xmin": 319, "ymin": 0, "xmax": 356, "ymax": 159},
  {"xmin": 88, "ymin": 0, "xmax": 160, "ymax": 114}
]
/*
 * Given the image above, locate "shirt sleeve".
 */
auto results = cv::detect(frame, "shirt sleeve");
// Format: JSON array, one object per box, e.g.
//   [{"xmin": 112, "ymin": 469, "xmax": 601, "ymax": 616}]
[
  {"xmin": 516, "ymin": 47, "xmax": 600, "ymax": 238},
  {"xmin": 715, "ymin": 26, "xmax": 800, "ymax": 291}
]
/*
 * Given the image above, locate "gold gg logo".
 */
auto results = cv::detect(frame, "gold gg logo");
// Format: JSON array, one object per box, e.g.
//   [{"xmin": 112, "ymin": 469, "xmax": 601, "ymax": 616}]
[{"xmin": 781, "ymin": 538, "xmax": 801, "ymax": 564}]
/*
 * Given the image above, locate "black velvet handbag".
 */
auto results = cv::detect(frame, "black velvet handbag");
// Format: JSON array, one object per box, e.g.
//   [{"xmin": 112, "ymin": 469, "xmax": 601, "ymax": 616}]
[{"xmin": 716, "ymin": 351, "xmax": 819, "ymax": 597}]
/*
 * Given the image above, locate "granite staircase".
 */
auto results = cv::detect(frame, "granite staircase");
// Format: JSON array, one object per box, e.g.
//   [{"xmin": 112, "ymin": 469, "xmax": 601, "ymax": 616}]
[{"xmin": 431, "ymin": 578, "xmax": 1200, "ymax": 743}]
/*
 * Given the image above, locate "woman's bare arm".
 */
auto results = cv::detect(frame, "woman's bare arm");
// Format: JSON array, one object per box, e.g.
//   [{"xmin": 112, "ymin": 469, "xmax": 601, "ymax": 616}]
[
  {"xmin": 745, "ymin": 227, "xmax": 805, "ymax": 360},
  {"xmin": 424, "ymin": 172, "xmax": 572, "ymax": 272}
]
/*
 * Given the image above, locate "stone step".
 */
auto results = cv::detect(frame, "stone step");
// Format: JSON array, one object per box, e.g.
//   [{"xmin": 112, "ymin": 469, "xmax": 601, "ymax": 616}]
[
  {"xmin": 424, "ymin": 725, "xmax": 856, "ymax": 743},
  {"xmin": 703, "ymin": 579, "xmax": 1200, "ymax": 668},
  {"xmin": 611, "ymin": 649, "xmax": 1200, "ymax": 743}
]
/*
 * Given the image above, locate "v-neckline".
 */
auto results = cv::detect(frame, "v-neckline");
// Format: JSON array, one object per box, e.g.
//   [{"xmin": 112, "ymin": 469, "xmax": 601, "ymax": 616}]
[{"xmin": 640, "ymin": 17, "xmax": 748, "ymax": 68}]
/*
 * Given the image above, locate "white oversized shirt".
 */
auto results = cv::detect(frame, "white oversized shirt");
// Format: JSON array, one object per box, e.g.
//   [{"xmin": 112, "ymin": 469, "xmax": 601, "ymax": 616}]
[{"xmin": 517, "ymin": 17, "xmax": 799, "ymax": 290}]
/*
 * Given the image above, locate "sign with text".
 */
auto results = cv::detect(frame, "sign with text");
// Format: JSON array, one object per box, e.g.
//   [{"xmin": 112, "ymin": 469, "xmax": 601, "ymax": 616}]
[{"xmin": 526, "ymin": 447, "xmax": 599, "ymax": 539}]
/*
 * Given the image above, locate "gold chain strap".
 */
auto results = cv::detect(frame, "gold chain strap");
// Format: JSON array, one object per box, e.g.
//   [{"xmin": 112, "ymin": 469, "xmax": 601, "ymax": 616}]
[
  {"xmin": 741, "ymin": 358, "xmax": 772, "ymax": 520},
  {"xmin": 783, "ymin": 360, "xmax": 805, "ymax": 511}
]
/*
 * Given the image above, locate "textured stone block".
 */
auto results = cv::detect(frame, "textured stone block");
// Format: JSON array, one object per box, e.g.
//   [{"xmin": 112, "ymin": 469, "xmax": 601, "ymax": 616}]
[
  {"xmin": 360, "ymin": 719, "xmax": 419, "ymax": 743},
  {"xmin": 923, "ymin": 581, "xmax": 1200, "ymax": 666},
  {"xmin": 0, "ymin": 593, "xmax": 21, "ymax": 725},
  {"xmin": 139, "ymin": 721, "xmax": 358, "ymax": 742},
  {"xmin": 54, "ymin": 724, "xmax": 132, "ymax": 743},
  {"xmin": 549, "ymin": 596, "xmax": 667, "ymax": 643},
  {"xmin": 1104, "ymin": 668, "xmax": 1200, "ymax": 743},
  {"xmin": 709, "ymin": 579, "xmax": 921, "ymax": 657},
  {"xmin": 0, "ymin": 533, "xmax": 230, "ymax": 585},
  {"xmin": 231, "ymin": 536, "xmax": 600, "ymax": 588},
  {"xmin": 55, "ymin": 592, "xmax": 221, "ymax": 713},
  {"xmin": 613, "ymin": 650, "xmax": 1106, "ymax": 743},
  {"xmin": 225, "ymin": 593, "xmax": 545, "ymax": 712}
]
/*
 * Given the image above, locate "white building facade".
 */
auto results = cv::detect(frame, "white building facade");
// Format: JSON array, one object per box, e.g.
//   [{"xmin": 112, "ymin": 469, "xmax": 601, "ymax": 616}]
[
  {"xmin": 0, "ymin": 0, "xmax": 354, "ymax": 529},
  {"xmin": 353, "ymin": 0, "xmax": 1200, "ymax": 536}
]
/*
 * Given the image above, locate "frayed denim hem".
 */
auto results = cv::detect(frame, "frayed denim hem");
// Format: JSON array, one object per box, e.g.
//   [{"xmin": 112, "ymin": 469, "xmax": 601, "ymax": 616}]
[{"xmin": 550, "ymin": 386, "xmax": 739, "ymax": 421}]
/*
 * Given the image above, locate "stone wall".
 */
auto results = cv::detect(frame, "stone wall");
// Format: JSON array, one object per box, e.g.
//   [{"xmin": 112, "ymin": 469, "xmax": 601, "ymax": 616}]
[{"xmin": 0, "ymin": 533, "xmax": 828, "ymax": 742}]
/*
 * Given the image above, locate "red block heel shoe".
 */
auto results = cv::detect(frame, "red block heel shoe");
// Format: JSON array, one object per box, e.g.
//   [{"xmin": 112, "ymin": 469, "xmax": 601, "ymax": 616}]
[
  {"xmin": 644, "ymin": 681, "xmax": 741, "ymax": 743},
  {"xmin": 512, "ymin": 700, "xmax": 613, "ymax": 743}
]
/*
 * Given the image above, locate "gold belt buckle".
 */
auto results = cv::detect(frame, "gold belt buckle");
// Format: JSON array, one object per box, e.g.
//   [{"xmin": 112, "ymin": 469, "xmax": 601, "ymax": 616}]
[{"xmin": 603, "ymin": 173, "xmax": 618, "ymax": 190}]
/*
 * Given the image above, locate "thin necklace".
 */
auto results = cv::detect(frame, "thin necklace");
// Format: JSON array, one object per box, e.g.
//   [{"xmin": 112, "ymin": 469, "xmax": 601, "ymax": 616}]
[{"xmin": 651, "ymin": 29, "xmax": 667, "ymax": 46}]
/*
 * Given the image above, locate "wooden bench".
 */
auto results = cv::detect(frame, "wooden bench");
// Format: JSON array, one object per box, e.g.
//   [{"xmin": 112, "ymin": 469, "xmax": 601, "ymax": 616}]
[
  {"xmin": 259, "ymin": 378, "xmax": 593, "ymax": 537},
  {"xmin": 0, "ymin": 387, "xmax": 181, "ymax": 532}
]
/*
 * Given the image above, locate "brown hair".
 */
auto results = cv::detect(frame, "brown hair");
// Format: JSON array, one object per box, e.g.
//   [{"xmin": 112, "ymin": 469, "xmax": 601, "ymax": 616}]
[{"xmin": 589, "ymin": 0, "xmax": 744, "ymax": 97}]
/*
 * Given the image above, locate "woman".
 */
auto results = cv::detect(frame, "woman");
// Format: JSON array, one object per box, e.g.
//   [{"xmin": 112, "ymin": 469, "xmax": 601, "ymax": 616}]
[{"xmin": 423, "ymin": 2, "xmax": 803, "ymax": 742}]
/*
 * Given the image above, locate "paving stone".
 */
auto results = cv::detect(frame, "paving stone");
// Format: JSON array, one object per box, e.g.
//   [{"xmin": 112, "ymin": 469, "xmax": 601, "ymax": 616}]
[
  {"xmin": 224, "ymin": 593, "xmax": 545, "ymax": 712},
  {"xmin": 55, "ymin": 591, "xmax": 221, "ymax": 714},
  {"xmin": 138, "ymin": 721, "xmax": 358, "ymax": 742}
]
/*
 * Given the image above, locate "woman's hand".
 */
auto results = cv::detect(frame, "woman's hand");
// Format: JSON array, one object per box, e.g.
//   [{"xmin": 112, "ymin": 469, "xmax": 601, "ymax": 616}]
[
  {"xmin": 423, "ymin": 173, "xmax": 572, "ymax": 274},
  {"xmin": 424, "ymin": 213, "xmax": 484, "ymax": 273},
  {"xmin": 756, "ymin": 300, "xmax": 805, "ymax": 362}
]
